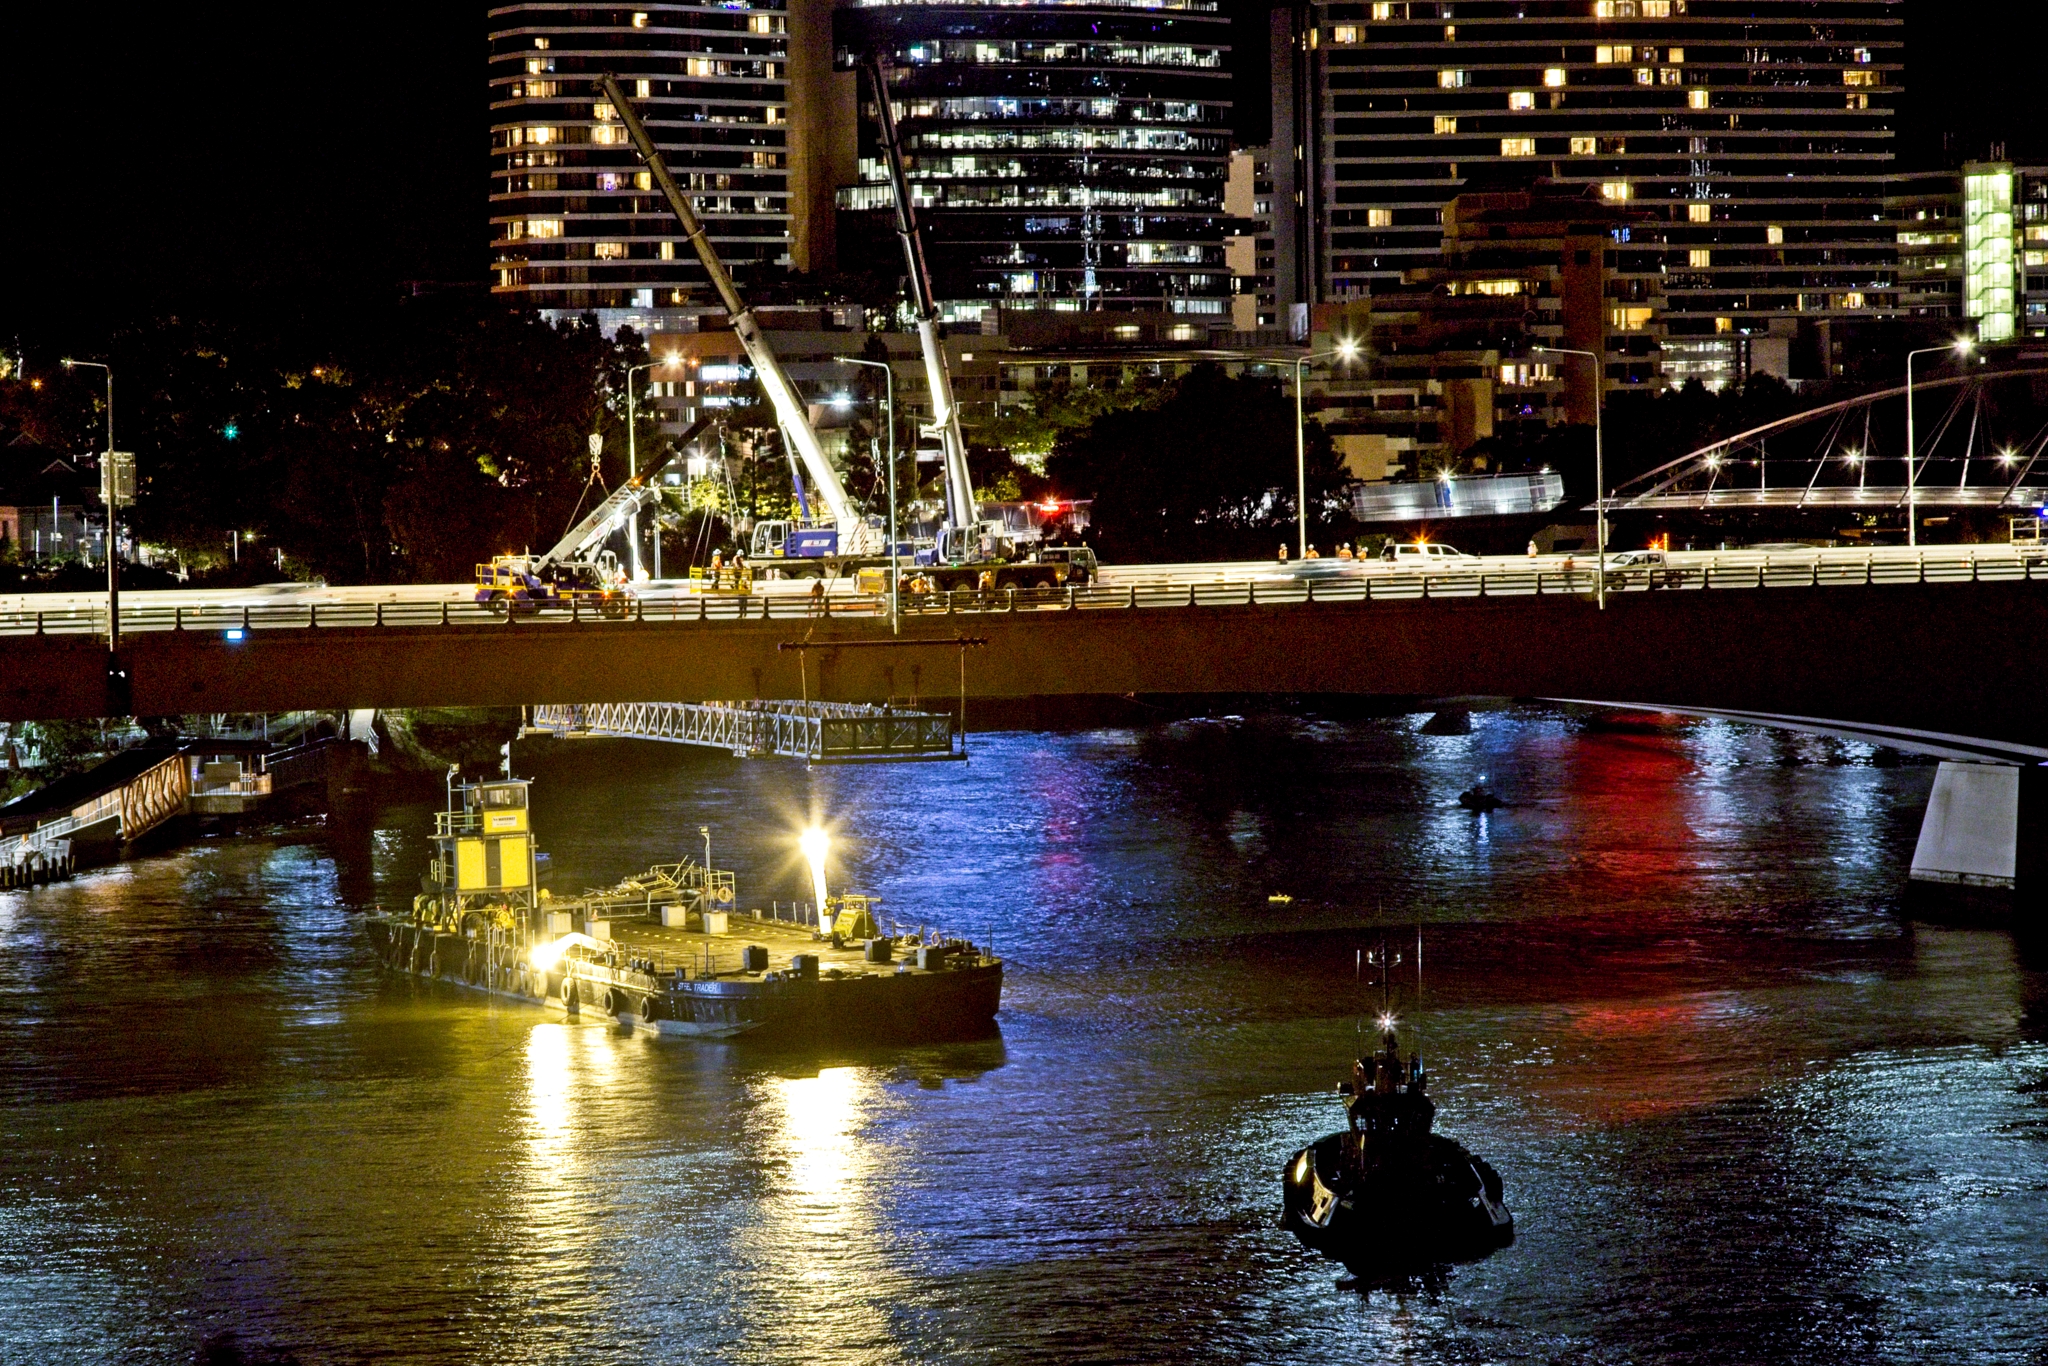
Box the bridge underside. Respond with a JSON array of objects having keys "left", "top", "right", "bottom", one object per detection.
[{"left": 4, "top": 583, "right": 2045, "bottom": 750}]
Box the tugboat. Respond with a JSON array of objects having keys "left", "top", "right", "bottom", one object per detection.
[
  {"left": 363, "top": 766, "right": 1002, "bottom": 1044},
  {"left": 1281, "top": 938, "right": 1513, "bottom": 1267}
]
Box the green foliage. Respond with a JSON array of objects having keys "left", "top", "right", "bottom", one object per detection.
[
  {"left": 979, "top": 371, "right": 1172, "bottom": 458},
  {"left": 1045, "top": 365, "right": 1351, "bottom": 562}
]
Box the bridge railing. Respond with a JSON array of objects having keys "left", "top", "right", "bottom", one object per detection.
[{"left": 4, "top": 549, "right": 2047, "bottom": 638}]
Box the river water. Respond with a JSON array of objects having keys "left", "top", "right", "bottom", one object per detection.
[{"left": 3, "top": 706, "right": 2046, "bottom": 1365}]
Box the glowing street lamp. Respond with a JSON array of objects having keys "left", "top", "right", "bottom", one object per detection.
[
  {"left": 1904, "top": 337, "right": 1973, "bottom": 548},
  {"left": 625, "top": 352, "right": 684, "bottom": 580},
  {"left": 1293, "top": 339, "right": 1361, "bottom": 558}
]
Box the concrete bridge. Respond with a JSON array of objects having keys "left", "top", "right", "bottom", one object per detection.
[{"left": 4, "top": 555, "right": 2046, "bottom": 752}]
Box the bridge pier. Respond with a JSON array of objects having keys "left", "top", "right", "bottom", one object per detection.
[{"left": 1910, "top": 762, "right": 2048, "bottom": 919}]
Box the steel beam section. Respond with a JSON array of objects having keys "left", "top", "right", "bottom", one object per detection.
[{"left": 528, "top": 699, "right": 956, "bottom": 761}]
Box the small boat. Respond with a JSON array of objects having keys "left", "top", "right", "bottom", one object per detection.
[
  {"left": 1457, "top": 775, "right": 1502, "bottom": 811},
  {"left": 1281, "top": 937, "right": 1513, "bottom": 1269}
]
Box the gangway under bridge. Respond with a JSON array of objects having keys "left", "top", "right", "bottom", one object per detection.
[
  {"left": 1608, "top": 366, "right": 2048, "bottom": 517},
  {"left": 523, "top": 699, "right": 963, "bottom": 764}
]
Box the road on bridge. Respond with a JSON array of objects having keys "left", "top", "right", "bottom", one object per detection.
[{"left": 3, "top": 546, "right": 2045, "bottom": 749}]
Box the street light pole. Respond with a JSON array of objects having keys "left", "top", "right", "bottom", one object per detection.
[
  {"left": 1533, "top": 345, "right": 1605, "bottom": 610},
  {"left": 625, "top": 359, "right": 659, "bottom": 581},
  {"left": 1904, "top": 338, "right": 1974, "bottom": 549},
  {"left": 62, "top": 359, "right": 118, "bottom": 648},
  {"left": 1292, "top": 342, "right": 1360, "bottom": 559},
  {"left": 837, "top": 356, "right": 898, "bottom": 633}
]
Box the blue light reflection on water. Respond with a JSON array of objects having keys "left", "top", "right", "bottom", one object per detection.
[{"left": 0, "top": 706, "right": 2045, "bottom": 1363}]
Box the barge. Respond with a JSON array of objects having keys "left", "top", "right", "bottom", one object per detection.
[{"left": 363, "top": 772, "right": 1001, "bottom": 1042}]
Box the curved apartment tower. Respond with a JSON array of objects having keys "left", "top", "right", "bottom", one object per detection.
[
  {"left": 488, "top": 1, "right": 820, "bottom": 331},
  {"left": 834, "top": 0, "right": 1236, "bottom": 321}
]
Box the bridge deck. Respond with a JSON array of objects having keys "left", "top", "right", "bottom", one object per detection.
[{"left": 526, "top": 700, "right": 960, "bottom": 762}]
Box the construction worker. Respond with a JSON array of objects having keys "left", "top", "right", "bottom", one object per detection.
[{"left": 1278, "top": 543, "right": 1289, "bottom": 562}]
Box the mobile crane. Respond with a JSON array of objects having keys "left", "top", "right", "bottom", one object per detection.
[
  {"left": 474, "top": 420, "right": 710, "bottom": 614},
  {"left": 597, "top": 75, "right": 882, "bottom": 570}
]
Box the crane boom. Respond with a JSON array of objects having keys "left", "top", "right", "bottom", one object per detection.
[
  {"left": 596, "top": 75, "right": 875, "bottom": 554},
  {"left": 864, "top": 57, "right": 979, "bottom": 542},
  {"left": 538, "top": 417, "right": 710, "bottom": 570}
]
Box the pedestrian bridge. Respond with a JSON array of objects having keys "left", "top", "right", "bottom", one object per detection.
[{"left": 4, "top": 549, "right": 2047, "bottom": 755}]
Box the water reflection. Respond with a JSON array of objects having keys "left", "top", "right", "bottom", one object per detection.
[{"left": 4, "top": 706, "right": 2047, "bottom": 1363}]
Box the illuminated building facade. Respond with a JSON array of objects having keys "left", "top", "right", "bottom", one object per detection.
[
  {"left": 1891, "top": 162, "right": 2048, "bottom": 343},
  {"left": 489, "top": 0, "right": 849, "bottom": 334},
  {"left": 832, "top": 0, "right": 1235, "bottom": 323},
  {"left": 1277, "top": 0, "right": 1904, "bottom": 386}
]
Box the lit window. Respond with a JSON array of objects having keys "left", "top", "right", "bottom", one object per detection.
[
  {"left": 659, "top": 241, "right": 676, "bottom": 260},
  {"left": 1715, "top": 317, "right": 1734, "bottom": 333},
  {"left": 1439, "top": 69, "right": 1468, "bottom": 87},
  {"left": 527, "top": 219, "right": 564, "bottom": 238},
  {"left": 767, "top": 106, "right": 785, "bottom": 124},
  {"left": 1570, "top": 136, "right": 1596, "bottom": 154},
  {"left": 594, "top": 102, "right": 615, "bottom": 121},
  {"left": 750, "top": 14, "right": 775, "bottom": 33},
  {"left": 636, "top": 79, "right": 652, "bottom": 98},
  {"left": 1169, "top": 324, "right": 1201, "bottom": 341},
  {"left": 1689, "top": 248, "right": 1712, "bottom": 268},
  {"left": 1434, "top": 115, "right": 1458, "bottom": 134},
  {"left": 528, "top": 125, "right": 556, "bottom": 145},
  {"left": 687, "top": 57, "right": 717, "bottom": 76},
  {"left": 1332, "top": 25, "right": 1361, "bottom": 43},
  {"left": 1641, "top": 0, "right": 1674, "bottom": 12},
  {"left": 1544, "top": 68, "right": 1568, "bottom": 88},
  {"left": 1853, "top": 47, "right": 1872, "bottom": 63},
  {"left": 1368, "top": 207, "right": 1394, "bottom": 226},
  {"left": 636, "top": 171, "right": 652, "bottom": 190},
  {"left": 1688, "top": 202, "right": 1711, "bottom": 222},
  {"left": 1596, "top": 46, "right": 1631, "bottom": 64},
  {"left": 1847, "top": 93, "right": 1869, "bottom": 110},
  {"left": 1471, "top": 279, "right": 1523, "bottom": 296},
  {"left": 1611, "top": 306, "right": 1652, "bottom": 330},
  {"left": 596, "top": 171, "right": 625, "bottom": 191},
  {"left": 521, "top": 80, "right": 558, "bottom": 98},
  {"left": 1843, "top": 70, "right": 1877, "bottom": 87},
  {"left": 1667, "top": 48, "right": 1684, "bottom": 63},
  {"left": 1509, "top": 91, "right": 1536, "bottom": 110},
  {"left": 1766, "top": 225, "right": 1784, "bottom": 245},
  {"left": 525, "top": 57, "right": 553, "bottom": 75},
  {"left": 631, "top": 11, "right": 649, "bottom": 27},
  {"left": 1372, "top": 1, "right": 1395, "bottom": 16},
  {"left": 1838, "top": 292, "right": 1866, "bottom": 310},
  {"left": 1600, "top": 181, "right": 1632, "bottom": 201},
  {"left": 1634, "top": 68, "right": 1654, "bottom": 85},
  {"left": 592, "top": 125, "right": 627, "bottom": 145},
  {"left": 593, "top": 241, "right": 627, "bottom": 260},
  {"left": 534, "top": 37, "right": 548, "bottom": 49},
  {"left": 1501, "top": 137, "right": 1536, "bottom": 157},
  {"left": 1659, "top": 67, "right": 1683, "bottom": 85},
  {"left": 1688, "top": 89, "right": 1711, "bottom": 109}
]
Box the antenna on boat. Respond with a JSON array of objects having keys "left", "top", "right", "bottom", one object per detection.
[{"left": 1416, "top": 921, "right": 1424, "bottom": 1080}]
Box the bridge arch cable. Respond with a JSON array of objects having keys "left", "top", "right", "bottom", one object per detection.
[{"left": 1608, "top": 366, "right": 2048, "bottom": 513}]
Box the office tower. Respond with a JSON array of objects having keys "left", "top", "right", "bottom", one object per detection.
[
  {"left": 488, "top": 0, "right": 847, "bottom": 334},
  {"left": 1278, "top": 0, "right": 1903, "bottom": 386},
  {"left": 833, "top": 0, "right": 1236, "bottom": 323}
]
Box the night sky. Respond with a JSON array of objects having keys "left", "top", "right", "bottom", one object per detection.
[{"left": 0, "top": 2, "right": 2028, "bottom": 341}]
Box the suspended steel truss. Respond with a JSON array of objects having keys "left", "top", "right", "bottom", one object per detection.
[{"left": 525, "top": 699, "right": 960, "bottom": 763}]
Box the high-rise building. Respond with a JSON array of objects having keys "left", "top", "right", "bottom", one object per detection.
[
  {"left": 1275, "top": 0, "right": 1904, "bottom": 386},
  {"left": 1890, "top": 161, "right": 2048, "bottom": 343},
  {"left": 488, "top": 0, "right": 850, "bottom": 335},
  {"left": 832, "top": 0, "right": 1236, "bottom": 324}
]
